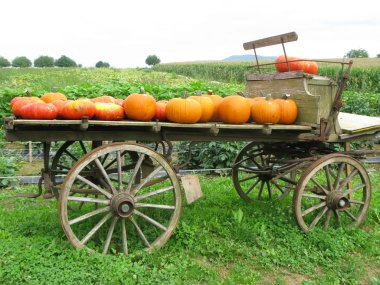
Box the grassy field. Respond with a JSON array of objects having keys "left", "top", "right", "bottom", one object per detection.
[{"left": 0, "top": 174, "right": 379, "bottom": 285}]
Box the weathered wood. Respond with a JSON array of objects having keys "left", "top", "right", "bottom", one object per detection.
[
  {"left": 181, "top": 175, "right": 203, "bottom": 204},
  {"left": 243, "top": 32, "right": 298, "bottom": 50},
  {"left": 338, "top": 112, "right": 380, "bottom": 134}
]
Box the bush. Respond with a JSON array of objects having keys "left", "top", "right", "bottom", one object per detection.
[
  {"left": 54, "top": 55, "right": 77, "bottom": 67},
  {"left": 34, "top": 56, "right": 54, "bottom": 67},
  {"left": 145, "top": 55, "right": 161, "bottom": 66},
  {"left": 12, "top": 56, "right": 32, "bottom": 68},
  {"left": 0, "top": 56, "right": 11, "bottom": 68},
  {"left": 0, "top": 155, "right": 20, "bottom": 188},
  {"left": 95, "top": 61, "right": 110, "bottom": 68}
]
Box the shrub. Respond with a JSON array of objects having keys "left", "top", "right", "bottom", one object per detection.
[
  {"left": 145, "top": 55, "right": 161, "bottom": 66},
  {"left": 54, "top": 55, "right": 77, "bottom": 67},
  {"left": 95, "top": 61, "right": 110, "bottom": 68},
  {"left": 34, "top": 56, "right": 54, "bottom": 67},
  {"left": 12, "top": 56, "right": 32, "bottom": 68},
  {"left": 0, "top": 56, "right": 11, "bottom": 68}
]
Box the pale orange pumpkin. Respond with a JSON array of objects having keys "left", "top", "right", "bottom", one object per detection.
[
  {"left": 155, "top": 100, "right": 168, "bottom": 121},
  {"left": 91, "top": 95, "right": 116, "bottom": 104},
  {"left": 94, "top": 102, "right": 125, "bottom": 121},
  {"left": 274, "top": 95, "right": 298, "bottom": 124},
  {"left": 12, "top": 97, "right": 45, "bottom": 117},
  {"left": 189, "top": 95, "right": 214, "bottom": 122},
  {"left": 61, "top": 99, "right": 96, "bottom": 120},
  {"left": 124, "top": 89, "right": 156, "bottom": 121},
  {"left": 218, "top": 95, "right": 250, "bottom": 124},
  {"left": 251, "top": 96, "right": 281, "bottom": 124},
  {"left": 204, "top": 90, "right": 223, "bottom": 121},
  {"left": 166, "top": 97, "right": 202, "bottom": 124},
  {"left": 41, "top": 88, "right": 67, "bottom": 103}
]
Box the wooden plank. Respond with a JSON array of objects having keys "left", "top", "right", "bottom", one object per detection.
[
  {"left": 247, "top": 71, "right": 306, "bottom": 81},
  {"left": 181, "top": 175, "right": 203, "bottom": 205},
  {"left": 338, "top": 112, "right": 380, "bottom": 134},
  {"left": 243, "top": 32, "right": 298, "bottom": 50}
]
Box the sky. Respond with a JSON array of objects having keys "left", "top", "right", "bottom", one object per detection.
[{"left": 1, "top": 0, "right": 379, "bottom": 68}]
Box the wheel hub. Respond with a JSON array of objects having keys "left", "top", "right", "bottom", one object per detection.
[
  {"left": 326, "top": 191, "right": 350, "bottom": 210},
  {"left": 111, "top": 193, "right": 135, "bottom": 217}
]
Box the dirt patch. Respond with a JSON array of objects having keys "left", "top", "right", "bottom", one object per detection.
[
  {"left": 17, "top": 160, "right": 44, "bottom": 176},
  {"left": 258, "top": 268, "right": 309, "bottom": 285}
]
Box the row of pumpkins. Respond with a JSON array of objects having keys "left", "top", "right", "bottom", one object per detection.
[
  {"left": 275, "top": 55, "right": 318, "bottom": 75},
  {"left": 10, "top": 89, "right": 298, "bottom": 125}
]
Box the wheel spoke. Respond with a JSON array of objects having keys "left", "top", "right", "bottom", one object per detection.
[
  {"left": 324, "top": 165, "right": 334, "bottom": 191},
  {"left": 81, "top": 212, "right": 113, "bottom": 245},
  {"left": 102, "top": 216, "right": 119, "bottom": 254},
  {"left": 257, "top": 181, "right": 265, "bottom": 200},
  {"left": 238, "top": 174, "right": 259, "bottom": 183},
  {"left": 239, "top": 165, "right": 257, "bottom": 173},
  {"left": 245, "top": 179, "right": 260, "bottom": 195},
  {"left": 324, "top": 209, "right": 332, "bottom": 230},
  {"left": 337, "top": 169, "right": 359, "bottom": 191},
  {"left": 349, "top": 200, "right": 365, "bottom": 205},
  {"left": 343, "top": 209, "right": 358, "bottom": 221},
  {"left": 333, "top": 210, "right": 341, "bottom": 226},
  {"left": 302, "top": 201, "right": 326, "bottom": 216},
  {"left": 310, "top": 177, "right": 329, "bottom": 195},
  {"left": 279, "top": 176, "right": 297, "bottom": 186},
  {"left": 302, "top": 193, "right": 326, "bottom": 200},
  {"left": 116, "top": 151, "right": 123, "bottom": 192},
  {"left": 121, "top": 218, "right": 128, "bottom": 255},
  {"left": 342, "top": 183, "right": 366, "bottom": 197},
  {"left": 132, "top": 166, "right": 164, "bottom": 196},
  {"left": 125, "top": 154, "right": 145, "bottom": 193},
  {"left": 135, "top": 203, "right": 175, "bottom": 210},
  {"left": 271, "top": 179, "right": 285, "bottom": 194},
  {"left": 57, "top": 163, "right": 71, "bottom": 170},
  {"left": 135, "top": 186, "right": 174, "bottom": 202},
  {"left": 309, "top": 206, "right": 328, "bottom": 230},
  {"left": 69, "top": 206, "right": 111, "bottom": 225},
  {"left": 133, "top": 209, "right": 168, "bottom": 231},
  {"left": 333, "top": 163, "right": 345, "bottom": 191},
  {"left": 94, "top": 158, "right": 117, "bottom": 195},
  {"left": 77, "top": 175, "right": 113, "bottom": 199},
  {"left": 266, "top": 181, "right": 272, "bottom": 199},
  {"left": 68, "top": 196, "right": 110, "bottom": 204},
  {"left": 129, "top": 216, "right": 151, "bottom": 249},
  {"left": 79, "top": 141, "right": 87, "bottom": 154}
]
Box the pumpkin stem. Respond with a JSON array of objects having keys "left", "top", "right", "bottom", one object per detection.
[
  {"left": 207, "top": 90, "right": 213, "bottom": 95},
  {"left": 139, "top": 87, "right": 145, "bottom": 94},
  {"left": 283, "top": 94, "right": 290, "bottom": 100},
  {"left": 51, "top": 87, "right": 57, "bottom": 92},
  {"left": 237, "top": 91, "right": 245, "bottom": 97},
  {"left": 25, "top": 90, "right": 31, "bottom": 97},
  {"left": 195, "top": 90, "right": 202, "bottom": 96},
  {"left": 182, "top": 91, "right": 188, "bottom": 98},
  {"left": 265, "top": 94, "right": 272, "bottom": 101}
]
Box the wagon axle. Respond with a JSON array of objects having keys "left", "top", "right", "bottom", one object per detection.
[
  {"left": 326, "top": 192, "right": 350, "bottom": 211},
  {"left": 111, "top": 193, "right": 135, "bottom": 217}
]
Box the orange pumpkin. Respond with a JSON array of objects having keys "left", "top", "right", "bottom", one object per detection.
[
  {"left": 51, "top": 99, "right": 71, "bottom": 118},
  {"left": 94, "top": 102, "right": 125, "bottom": 121},
  {"left": 218, "top": 95, "right": 250, "bottom": 124},
  {"left": 274, "top": 95, "right": 298, "bottom": 124},
  {"left": 275, "top": 55, "right": 299, "bottom": 72},
  {"left": 41, "top": 89, "right": 67, "bottom": 103},
  {"left": 189, "top": 95, "right": 214, "bottom": 122},
  {"left": 166, "top": 97, "right": 202, "bottom": 124},
  {"left": 115, "top": 98, "right": 124, "bottom": 107},
  {"left": 91, "top": 95, "right": 115, "bottom": 104},
  {"left": 61, "top": 99, "right": 96, "bottom": 120},
  {"left": 155, "top": 100, "right": 168, "bottom": 121},
  {"left": 251, "top": 96, "right": 280, "bottom": 124},
  {"left": 124, "top": 89, "right": 156, "bottom": 121},
  {"left": 204, "top": 90, "right": 223, "bottom": 121},
  {"left": 303, "top": 61, "right": 318, "bottom": 74},
  {"left": 12, "top": 97, "right": 45, "bottom": 117},
  {"left": 19, "top": 102, "right": 58, "bottom": 120}
]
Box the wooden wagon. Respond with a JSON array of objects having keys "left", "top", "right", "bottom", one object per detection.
[{"left": 4, "top": 32, "right": 380, "bottom": 255}]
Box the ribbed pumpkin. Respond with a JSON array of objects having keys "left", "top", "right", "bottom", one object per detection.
[
  {"left": 155, "top": 100, "right": 168, "bottom": 121},
  {"left": 275, "top": 55, "right": 298, "bottom": 72},
  {"left": 19, "top": 102, "right": 58, "bottom": 120},
  {"left": 12, "top": 97, "right": 45, "bottom": 117},
  {"left": 61, "top": 99, "right": 96, "bottom": 120},
  {"left": 274, "top": 95, "right": 298, "bottom": 124},
  {"left": 124, "top": 88, "right": 156, "bottom": 121},
  {"left": 251, "top": 96, "right": 280, "bottom": 124},
  {"left": 51, "top": 99, "right": 71, "bottom": 118},
  {"left": 166, "top": 97, "right": 202, "bottom": 124},
  {"left": 189, "top": 95, "right": 214, "bottom": 122},
  {"left": 94, "top": 102, "right": 125, "bottom": 121},
  {"left": 91, "top": 95, "right": 115, "bottom": 104},
  {"left": 41, "top": 88, "right": 67, "bottom": 103},
  {"left": 204, "top": 90, "right": 223, "bottom": 121},
  {"left": 218, "top": 95, "right": 250, "bottom": 124}
]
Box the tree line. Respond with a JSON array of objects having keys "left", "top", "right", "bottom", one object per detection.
[{"left": 0, "top": 55, "right": 111, "bottom": 68}]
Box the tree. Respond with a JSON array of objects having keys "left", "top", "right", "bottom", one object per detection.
[
  {"left": 12, "top": 56, "right": 32, "bottom": 67},
  {"left": 34, "top": 55, "right": 54, "bottom": 67},
  {"left": 54, "top": 55, "right": 77, "bottom": 67},
  {"left": 95, "top": 61, "right": 110, "bottom": 68},
  {"left": 0, "top": 56, "right": 11, "bottom": 67},
  {"left": 145, "top": 55, "right": 161, "bottom": 66},
  {"left": 377, "top": 54, "right": 380, "bottom": 58},
  {"left": 345, "top": 49, "right": 369, "bottom": 58}
]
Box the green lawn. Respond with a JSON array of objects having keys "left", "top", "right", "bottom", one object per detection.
[{"left": 0, "top": 174, "right": 379, "bottom": 285}]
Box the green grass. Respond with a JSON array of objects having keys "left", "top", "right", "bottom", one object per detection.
[{"left": 1, "top": 173, "right": 379, "bottom": 284}]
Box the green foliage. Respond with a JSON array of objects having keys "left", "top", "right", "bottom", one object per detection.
[
  {"left": 0, "top": 56, "right": 11, "bottom": 68},
  {"left": 345, "top": 48, "right": 369, "bottom": 58},
  {"left": 145, "top": 55, "right": 161, "bottom": 66},
  {"left": 0, "top": 156, "right": 20, "bottom": 187},
  {"left": 95, "top": 61, "right": 110, "bottom": 68},
  {"left": 341, "top": 91, "right": 380, "bottom": 116},
  {"left": 11, "top": 56, "right": 32, "bottom": 68},
  {"left": 177, "top": 141, "right": 244, "bottom": 171},
  {"left": 54, "top": 55, "right": 77, "bottom": 67},
  {"left": 34, "top": 56, "right": 54, "bottom": 67}
]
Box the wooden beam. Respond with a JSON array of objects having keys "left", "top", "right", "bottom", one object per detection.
[{"left": 243, "top": 32, "right": 298, "bottom": 50}]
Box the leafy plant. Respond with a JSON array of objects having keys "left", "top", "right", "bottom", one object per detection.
[
  {"left": 12, "top": 56, "right": 32, "bottom": 68},
  {"left": 34, "top": 56, "right": 54, "bottom": 67}
]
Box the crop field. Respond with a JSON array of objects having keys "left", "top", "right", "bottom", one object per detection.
[{"left": 0, "top": 66, "right": 379, "bottom": 284}]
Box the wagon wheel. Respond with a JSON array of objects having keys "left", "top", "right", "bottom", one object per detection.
[
  {"left": 59, "top": 142, "right": 182, "bottom": 255},
  {"left": 293, "top": 154, "right": 371, "bottom": 233},
  {"left": 232, "top": 142, "right": 299, "bottom": 202}
]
